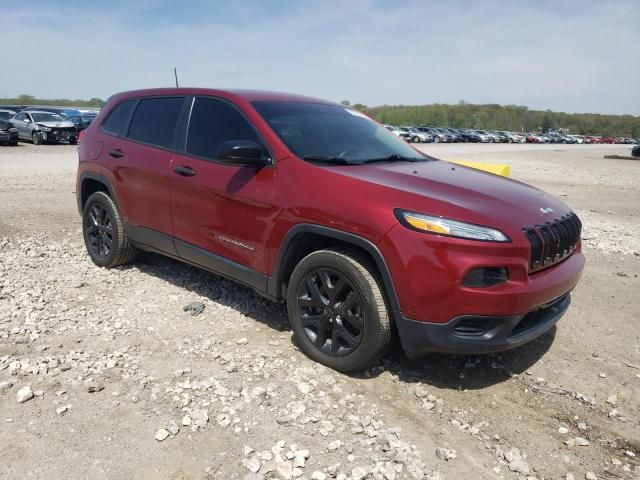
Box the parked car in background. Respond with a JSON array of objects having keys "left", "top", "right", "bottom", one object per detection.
[
  {"left": 66, "top": 113, "right": 98, "bottom": 133},
  {"left": 456, "top": 129, "right": 483, "bottom": 142},
  {"left": 0, "top": 119, "right": 19, "bottom": 146},
  {"left": 0, "top": 105, "right": 26, "bottom": 113},
  {"left": 439, "top": 128, "right": 464, "bottom": 142},
  {"left": 9, "top": 111, "right": 77, "bottom": 145},
  {"left": 419, "top": 127, "right": 454, "bottom": 143},
  {"left": 0, "top": 109, "right": 16, "bottom": 121},
  {"left": 404, "top": 127, "right": 433, "bottom": 143},
  {"left": 632, "top": 145, "right": 640, "bottom": 157},
  {"left": 384, "top": 125, "right": 411, "bottom": 140}
]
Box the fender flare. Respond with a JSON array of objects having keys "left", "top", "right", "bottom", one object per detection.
[
  {"left": 267, "top": 223, "right": 402, "bottom": 315},
  {"left": 77, "top": 172, "right": 120, "bottom": 216}
]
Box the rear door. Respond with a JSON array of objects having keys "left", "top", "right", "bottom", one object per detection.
[
  {"left": 101, "top": 96, "right": 186, "bottom": 248},
  {"left": 170, "top": 96, "right": 278, "bottom": 276}
]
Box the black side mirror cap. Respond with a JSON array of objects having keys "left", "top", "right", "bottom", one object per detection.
[{"left": 217, "top": 140, "right": 270, "bottom": 167}]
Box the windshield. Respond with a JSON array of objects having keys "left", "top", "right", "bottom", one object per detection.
[
  {"left": 251, "top": 101, "right": 427, "bottom": 164},
  {"left": 0, "top": 112, "right": 12, "bottom": 121},
  {"left": 31, "top": 113, "right": 65, "bottom": 123}
]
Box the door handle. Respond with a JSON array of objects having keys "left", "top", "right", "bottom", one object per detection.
[
  {"left": 174, "top": 165, "right": 196, "bottom": 176},
  {"left": 108, "top": 149, "right": 125, "bottom": 158}
]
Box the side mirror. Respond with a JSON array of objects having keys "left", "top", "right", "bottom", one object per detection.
[
  {"left": 217, "top": 140, "right": 270, "bottom": 167},
  {"left": 24, "top": 118, "right": 31, "bottom": 123}
]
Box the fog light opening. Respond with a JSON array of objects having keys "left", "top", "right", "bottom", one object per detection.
[{"left": 462, "top": 267, "right": 509, "bottom": 288}]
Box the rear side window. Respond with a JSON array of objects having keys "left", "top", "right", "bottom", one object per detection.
[
  {"left": 127, "top": 97, "right": 185, "bottom": 149},
  {"left": 101, "top": 100, "right": 136, "bottom": 136},
  {"left": 186, "top": 97, "right": 262, "bottom": 160}
]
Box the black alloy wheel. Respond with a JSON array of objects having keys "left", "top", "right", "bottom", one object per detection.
[
  {"left": 85, "top": 203, "right": 113, "bottom": 258},
  {"left": 297, "top": 267, "right": 364, "bottom": 357},
  {"left": 82, "top": 191, "right": 135, "bottom": 268}
]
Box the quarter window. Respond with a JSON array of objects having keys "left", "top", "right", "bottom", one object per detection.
[
  {"left": 127, "top": 97, "right": 185, "bottom": 148},
  {"left": 101, "top": 100, "right": 136, "bottom": 136},
  {"left": 186, "top": 98, "right": 263, "bottom": 161}
]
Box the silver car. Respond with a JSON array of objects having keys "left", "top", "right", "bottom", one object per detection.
[{"left": 9, "top": 110, "right": 77, "bottom": 145}]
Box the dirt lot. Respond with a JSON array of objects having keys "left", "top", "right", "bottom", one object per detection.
[{"left": 1, "top": 143, "right": 639, "bottom": 480}]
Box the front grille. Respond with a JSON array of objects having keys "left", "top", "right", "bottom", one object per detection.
[{"left": 523, "top": 212, "right": 581, "bottom": 272}]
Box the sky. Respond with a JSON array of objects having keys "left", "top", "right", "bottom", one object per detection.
[{"left": 2, "top": 0, "right": 639, "bottom": 115}]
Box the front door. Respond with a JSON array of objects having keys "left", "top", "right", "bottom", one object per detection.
[{"left": 170, "top": 97, "right": 279, "bottom": 277}]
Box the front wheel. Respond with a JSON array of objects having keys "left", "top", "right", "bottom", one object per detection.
[
  {"left": 433, "top": 136, "right": 440, "bottom": 143},
  {"left": 412, "top": 136, "right": 420, "bottom": 143},
  {"left": 32, "top": 131, "right": 44, "bottom": 145},
  {"left": 287, "top": 249, "right": 391, "bottom": 372}
]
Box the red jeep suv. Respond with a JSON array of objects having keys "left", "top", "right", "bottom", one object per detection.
[{"left": 76, "top": 88, "right": 585, "bottom": 372}]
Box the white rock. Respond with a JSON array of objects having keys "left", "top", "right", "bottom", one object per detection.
[
  {"left": 182, "top": 415, "right": 192, "bottom": 426},
  {"left": 236, "top": 338, "right": 249, "bottom": 345},
  {"left": 243, "top": 445, "right": 254, "bottom": 456},
  {"left": 435, "top": 447, "right": 456, "bottom": 461},
  {"left": 607, "top": 395, "right": 617, "bottom": 405},
  {"left": 16, "top": 386, "right": 34, "bottom": 403},
  {"left": 311, "top": 472, "right": 326, "bottom": 480},
  {"left": 508, "top": 458, "right": 530, "bottom": 474},
  {"left": 327, "top": 440, "right": 342, "bottom": 451},
  {"left": 155, "top": 429, "right": 169, "bottom": 441},
  {"left": 246, "top": 457, "right": 261, "bottom": 473},
  {"left": 575, "top": 437, "right": 589, "bottom": 446},
  {"left": 56, "top": 405, "right": 68, "bottom": 415},
  {"left": 558, "top": 426, "right": 569, "bottom": 434},
  {"left": 585, "top": 472, "right": 597, "bottom": 480},
  {"left": 277, "top": 461, "right": 293, "bottom": 479},
  {"left": 352, "top": 466, "right": 368, "bottom": 480},
  {"left": 0, "top": 381, "right": 13, "bottom": 392}
]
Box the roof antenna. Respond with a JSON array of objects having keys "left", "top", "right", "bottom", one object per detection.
[{"left": 174, "top": 67, "right": 179, "bottom": 88}]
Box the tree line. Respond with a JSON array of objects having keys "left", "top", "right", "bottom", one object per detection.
[
  {"left": 343, "top": 101, "right": 640, "bottom": 137},
  {"left": 0, "top": 94, "right": 105, "bottom": 108}
]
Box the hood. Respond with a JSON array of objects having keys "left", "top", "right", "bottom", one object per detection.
[
  {"left": 328, "top": 159, "right": 572, "bottom": 236},
  {"left": 37, "top": 121, "right": 75, "bottom": 128}
]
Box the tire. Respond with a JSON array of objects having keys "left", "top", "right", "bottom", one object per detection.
[
  {"left": 433, "top": 136, "right": 440, "bottom": 143},
  {"left": 412, "top": 136, "right": 420, "bottom": 143},
  {"left": 32, "top": 131, "right": 44, "bottom": 145},
  {"left": 287, "top": 248, "right": 391, "bottom": 372},
  {"left": 82, "top": 191, "right": 135, "bottom": 268},
  {"left": 69, "top": 136, "right": 77, "bottom": 145}
]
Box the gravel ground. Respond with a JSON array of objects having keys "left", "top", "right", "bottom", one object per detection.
[{"left": 0, "top": 142, "right": 638, "bottom": 480}]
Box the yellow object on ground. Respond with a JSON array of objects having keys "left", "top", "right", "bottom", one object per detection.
[{"left": 448, "top": 160, "right": 510, "bottom": 177}]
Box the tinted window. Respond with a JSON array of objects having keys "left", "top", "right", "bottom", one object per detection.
[
  {"left": 127, "top": 97, "right": 184, "bottom": 148},
  {"left": 186, "top": 98, "right": 263, "bottom": 160},
  {"left": 102, "top": 100, "right": 136, "bottom": 136},
  {"left": 15, "top": 113, "right": 26, "bottom": 121}
]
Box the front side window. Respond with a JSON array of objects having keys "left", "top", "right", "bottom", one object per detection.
[
  {"left": 251, "top": 101, "right": 427, "bottom": 164},
  {"left": 127, "top": 97, "right": 185, "bottom": 148},
  {"left": 102, "top": 100, "right": 137, "bottom": 136},
  {"left": 186, "top": 97, "right": 263, "bottom": 161}
]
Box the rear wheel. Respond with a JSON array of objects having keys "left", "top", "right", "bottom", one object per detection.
[
  {"left": 82, "top": 191, "right": 135, "bottom": 268},
  {"left": 287, "top": 249, "right": 391, "bottom": 372}
]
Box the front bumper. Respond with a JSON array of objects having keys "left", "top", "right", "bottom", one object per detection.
[
  {"left": 41, "top": 129, "right": 76, "bottom": 143},
  {"left": 395, "top": 293, "right": 570, "bottom": 357}
]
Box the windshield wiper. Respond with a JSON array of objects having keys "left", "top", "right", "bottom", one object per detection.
[
  {"left": 302, "top": 155, "right": 354, "bottom": 165},
  {"left": 362, "top": 154, "right": 425, "bottom": 164}
]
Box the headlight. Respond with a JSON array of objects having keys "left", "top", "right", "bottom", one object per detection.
[
  {"left": 394, "top": 210, "right": 510, "bottom": 242},
  {"left": 39, "top": 126, "right": 52, "bottom": 132}
]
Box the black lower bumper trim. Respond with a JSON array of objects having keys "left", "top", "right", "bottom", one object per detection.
[{"left": 395, "top": 294, "right": 571, "bottom": 358}]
